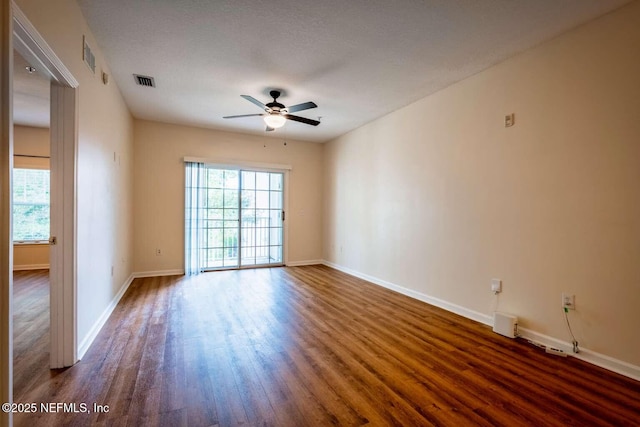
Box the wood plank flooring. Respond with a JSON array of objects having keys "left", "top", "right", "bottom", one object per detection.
[
  {"left": 13, "top": 270, "right": 50, "bottom": 403},
  {"left": 13, "top": 265, "right": 640, "bottom": 426}
]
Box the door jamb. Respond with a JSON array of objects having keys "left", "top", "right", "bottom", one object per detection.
[{"left": 0, "top": 2, "right": 14, "bottom": 426}]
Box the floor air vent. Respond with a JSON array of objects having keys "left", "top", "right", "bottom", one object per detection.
[{"left": 134, "top": 74, "right": 156, "bottom": 87}]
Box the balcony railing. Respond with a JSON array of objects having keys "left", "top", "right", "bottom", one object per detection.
[{"left": 203, "top": 217, "right": 281, "bottom": 268}]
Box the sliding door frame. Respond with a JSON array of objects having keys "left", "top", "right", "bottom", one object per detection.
[
  {"left": 184, "top": 157, "right": 291, "bottom": 271},
  {"left": 238, "top": 168, "right": 285, "bottom": 269},
  {"left": 204, "top": 167, "right": 286, "bottom": 270}
]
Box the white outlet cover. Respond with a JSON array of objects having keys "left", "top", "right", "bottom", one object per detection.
[
  {"left": 491, "top": 279, "right": 502, "bottom": 293},
  {"left": 562, "top": 293, "right": 575, "bottom": 309}
]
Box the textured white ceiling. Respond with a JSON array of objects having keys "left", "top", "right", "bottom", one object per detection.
[
  {"left": 76, "top": 0, "right": 631, "bottom": 143},
  {"left": 13, "top": 50, "right": 50, "bottom": 128}
]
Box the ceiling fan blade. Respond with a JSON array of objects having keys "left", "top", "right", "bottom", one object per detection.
[
  {"left": 223, "top": 113, "right": 265, "bottom": 119},
  {"left": 241, "top": 95, "right": 271, "bottom": 112},
  {"left": 266, "top": 126, "right": 275, "bottom": 132},
  {"left": 285, "top": 101, "right": 317, "bottom": 113},
  {"left": 284, "top": 114, "right": 320, "bottom": 126}
]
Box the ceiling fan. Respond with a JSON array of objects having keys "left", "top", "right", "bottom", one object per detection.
[{"left": 223, "top": 90, "right": 320, "bottom": 131}]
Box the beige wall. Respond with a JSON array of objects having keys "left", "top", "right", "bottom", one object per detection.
[
  {"left": 13, "top": 125, "right": 48, "bottom": 157},
  {"left": 13, "top": 125, "right": 50, "bottom": 269},
  {"left": 324, "top": 2, "right": 640, "bottom": 367},
  {"left": 13, "top": 244, "right": 48, "bottom": 270},
  {"left": 133, "top": 120, "right": 323, "bottom": 273},
  {"left": 15, "top": 0, "right": 134, "bottom": 344}
]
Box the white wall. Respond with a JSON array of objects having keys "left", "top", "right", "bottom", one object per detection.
[
  {"left": 324, "top": 2, "right": 640, "bottom": 368},
  {"left": 133, "top": 120, "right": 323, "bottom": 273},
  {"left": 15, "top": 0, "right": 134, "bottom": 345}
]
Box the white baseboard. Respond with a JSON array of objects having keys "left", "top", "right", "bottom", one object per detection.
[
  {"left": 518, "top": 328, "right": 640, "bottom": 381},
  {"left": 322, "top": 260, "right": 640, "bottom": 382},
  {"left": 132, "top": 269, "right": 185, "bottom": 278},
  {"left": 13, "top": 263, "right": 50, "bottom": 271},
  {"left": 77, "top": 273, "right": 135, "bottom": 359},
  {"left": 323, "top": 260, "right": 492, "bottom": 326},
  {"left": 286, "top": 259, "right": 324, "bottom": 267}
]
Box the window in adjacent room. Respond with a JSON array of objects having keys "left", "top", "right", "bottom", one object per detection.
[{"left": 13, "top": 168, "right": 50, "bottom": 242}]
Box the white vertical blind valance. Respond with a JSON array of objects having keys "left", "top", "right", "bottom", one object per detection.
[{"left": 182, "top": 157, "right": 292, "bottom": 172}]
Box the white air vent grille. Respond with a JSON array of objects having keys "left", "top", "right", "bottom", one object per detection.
[
  {"left": 134, "top": 74, "right": 156, "bottom": 88},
  {"left": 83, "top": 36, "right": 95, "bottom": 74}
]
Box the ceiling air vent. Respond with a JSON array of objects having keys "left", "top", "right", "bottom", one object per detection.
[{"left": 133, "top": 74, "right": 156, "bottom": 88}]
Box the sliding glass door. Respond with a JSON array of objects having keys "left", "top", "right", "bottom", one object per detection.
[
  {"left": 240, "top": 171, "right": 283, "bottom": 266},
  {"left": 202, "top": 167, "right": 284, "bottom": 270},
  {"left": 204, "top": 168, "right": 240, "bottom": 268}
]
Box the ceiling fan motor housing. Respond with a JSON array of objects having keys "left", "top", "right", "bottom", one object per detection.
[
  {"left": 267, "top": 90, "right": 285, "bottom": 111},
  {"left": 267, "top": 103, "right": 285, "bottom": 111}
]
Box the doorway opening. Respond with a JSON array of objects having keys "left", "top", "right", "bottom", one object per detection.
[
  {"left": 2, "top": 3, "right": 78, "bottom": 417},
  {"left": 11, "top": 48, "right": 52, "bottom": 402},
  {"left": 12, "top": 3, "right": 79, "bottom": 369}
]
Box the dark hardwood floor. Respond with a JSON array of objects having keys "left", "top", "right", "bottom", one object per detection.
[
  {"left": 13, "top": 269, "right": 50, "bottom": 403},
  {"left": 13, "top": 265, "right": 640, "bottom": 426}
]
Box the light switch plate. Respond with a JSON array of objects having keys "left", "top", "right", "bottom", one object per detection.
[{"left": 505, "top": 113, "right": 515, "bottom": 127}]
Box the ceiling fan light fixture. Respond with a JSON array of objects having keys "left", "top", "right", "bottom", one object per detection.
[{"left": 264, "top": 114, "right": 286, "bottom": 129}]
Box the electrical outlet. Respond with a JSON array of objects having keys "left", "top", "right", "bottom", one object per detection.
[
  {"left": 156, "top": 248, "right": 162, "bottom": 256},
  {"left": 562, "top": 293, "right": 575, "bottom": 310},
  {"left": 491, "top": 279, "right": 502, "bottom": 294}
]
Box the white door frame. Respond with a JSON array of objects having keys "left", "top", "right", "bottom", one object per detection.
[
  {"left": 1, "top": 4, "right": 78, "bottom": 422},
  {"left": 1, "top": 2, "right": 15, "bottom": 426},
  {"left": 12, "top": 0, "right": 79, "bottom": 370},
  {"left": 48, "top": 85, "right": 78, "bottom": 368}
]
